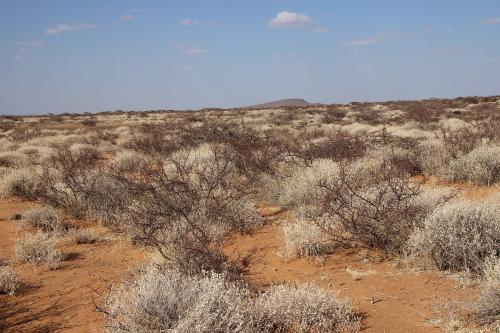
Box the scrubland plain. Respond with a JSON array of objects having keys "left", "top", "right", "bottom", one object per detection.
[{"left": 0, "top": 96, "right": 499, "bottom": 332}]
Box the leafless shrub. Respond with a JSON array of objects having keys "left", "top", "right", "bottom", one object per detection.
[
  {"left": 21, "top": 206, "right": 67, "bottom": 233},
  {"left": 407, "top": 200, "right": 500, "bottom": 273},
  {"left": 312, "top": 160, "right": 424, "bottom": 253},
  {"left": 14, "top": 232, "right": 64, "bottom": 269},
  {"left": 111, "top": 144, "right": 263, "bottom": 275},
  {"left": 0, "top": 266, "right": 21, "bottom": 296},
  {"left": 37, "top": 144, "right": 103, "bottom": 217}
]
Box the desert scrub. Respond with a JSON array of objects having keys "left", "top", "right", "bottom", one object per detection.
[
  {"left": 0, "top": 151, "right": 28, "bottom": 168},
  {"left": 68, "top": 228, "right": 100, "bottom": 244},
  {"left": 407, "top": 200, "right": 500, "bottom": 273},
  {"left": 446, "top": 144, "right": 500, "bottom": 185},
  {"left": 282, "top": 211, "right": 330, "bottom": 258},
  {"left": 21, "top": 206, "right": 67, "bottom": 233},
  {"left": 14, "top": 232, "right": 64, "bottom": 269},
  {"left": 103, "top": 265, "right": 360, "bottom": 333},
  {"left": 256, "top": 283, "right": 361, "bottom": 332},
  {"left": 472, "top": 257, "right": 500, "bottom": 326},
  {"left": 0, "top": 265, "right": 21, "bottom": 295},
  {"left": 0, "top": 167, "right": 42, "bottom": 199}
]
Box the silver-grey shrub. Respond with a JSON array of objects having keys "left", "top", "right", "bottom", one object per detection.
[
  {"left": 21, "top": 206, "right": 67, "bottom": 233},
  {"left": 446, "top": 144, "right": 500, "bottom": 185},
  {"left": 103, "top": 265, "right": 360, "bottom": 333},
  {"left": 407, "top": 200, "right": 500, "bottom": 273}
]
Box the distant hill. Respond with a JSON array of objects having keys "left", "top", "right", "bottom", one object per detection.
[{"left": 244, "top": 98, "right": 311, "bottom": 109}]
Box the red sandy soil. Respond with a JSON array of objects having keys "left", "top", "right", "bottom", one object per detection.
[
  {"left": 0, "top": 198, "right": 146, "bottom": 333},
  {"left": 225, "top": 216, "right": 475, "bottom": 333}
]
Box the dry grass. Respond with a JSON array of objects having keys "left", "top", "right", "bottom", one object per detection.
[{"left": 14, "top": 232, "right": 64, "bottom": 269}]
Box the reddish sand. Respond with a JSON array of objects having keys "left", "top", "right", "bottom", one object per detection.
[
  {"left": 0, "top": 198, "right": 146, "bottom": 333},
  {"left": 225, "top": 211, "right": 475, "bottom": 333}
]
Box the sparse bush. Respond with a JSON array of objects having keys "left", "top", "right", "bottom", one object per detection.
[
  {"left": 312, "top": 160, "right": 424, "bottom": 253},
  {"left": 256, "top": 283, "right": 361, "bottom": 332},
  {"left": 282, "top": 211, "right": 330, "bottom": 258},
  {"left": 446, "top": 144, "right": 500, "bottom": 185},
  {"left": 0, "top": 151, "right": 28, "bottom": 168},
  {"left": 0, "top": 266, "right": 20, "bottom": 295},
  {"left": 0, "top": 167, "right": 42, "bottom": 199},
  {"left": 68, "top": 228, "right": 100, "bottom": 244},
  {"left": 109, "top": 149, "right": 150, "bottom": 173},
  {"left": 407, "top": 200, "right": 500, "bottom": 273},
  {"left": 472, "top": 257, "right": 500, "bottom": 326},
  {"left": 103, "top": 265, "right": 360, "bottom": 333},
  {"left": 21, "top": 206, "right": 67, "bottom": 233},
  {"left": 14, "top": 232, "right": 64, "bottom": 269}
]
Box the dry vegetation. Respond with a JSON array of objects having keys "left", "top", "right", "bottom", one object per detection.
[{"left": 0, "top": 95, "right": 499, "bottom": 332}]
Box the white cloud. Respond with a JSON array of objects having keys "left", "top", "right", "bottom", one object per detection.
[
  {"left": 171, "top": 43, "right": 207, "bottom": 55},
  {"left": 341, "top": 32, "right": 398, "bottom": 46},
  {"left": 179, "top": 19, "right": 215, "bottom": 27},
  {"left": 481, "top": 17, "right": 500, "bottom": 25},
  {"left": 268, "top": 11, "right": 328, "bottom": 32},
  {"left": 119, "top": 15, "right": 136, "bottom": 22},
  {"left": 268, "top": 11, "right": 313, "bottom": 28},
  {"left": 45, "top": 23, "right": 95, "bottom": 35},
  {"left": 16, "top": 40, "right": 44, "bottom": 50}
]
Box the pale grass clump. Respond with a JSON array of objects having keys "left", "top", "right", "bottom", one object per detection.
[
  {"left": 0, "top": 167, "right": 42, "bottom": 199},
  {"left": 282, "top": 211, "right": 330, "bottom": 258},
  {"left": 407, "top": 200, "right": 500, "bottom": 273},
  {"left": 446, "top": 144, "right": 500, "bottom": 185},
  {"left": 473, "top": 257, "right": 500, "bottom": 326},
  {"left": 21, "top": 206, "right": 67, "bottom": 233},
  {"left": 278, "top": 159, "right": 339, "bottom": 207},
  {"left": 0, "top": 151, "right": 29, "bottom": 168},
  {"left": 416, "top": 139, "right": 451, "bottom": 176},
  {"left": 69, "top": 143, "right": 102, "bottom": 160},
  {"left": 104, "top": 266, "right": 256, "bottom": 333},
  {"left": 14, "top": 232, "right": 64, "bottom": 269},
  {"left": 109, "top": 149, "right": 150, "bottom": 173},
  {"left": 104, "top": 265, "right": 360, "bottom": 333},
  {"left": 256, "top": 283, "right": 361, "bottom": 332},
  {"left": 67, "top": 228, "right": 101, "bottom": 244},
  {"left": 0, "top": 265, "right": 21, "bottom": 295}
]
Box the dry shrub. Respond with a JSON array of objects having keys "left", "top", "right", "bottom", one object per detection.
[
  {"left": 446, "top": 144, "right": 500, "bottom": 185},
  {"left": 282, "top": 211, "right": 330, "bottom": 258},
  {"left": 21, "top": 206, "right": 67, "bottom": 233},
  {"left": 472, "top": 258, "right": 500, "bottom": 326},
  {"left": 14, "top": 232, "right": 64, "bottom": 269},
  {"left": 109, "top": 149, "right": 150, "bottom": 173},
  {"left": 278, "top": 159, "right": 339, "bottom": 208},
  {"left": 112, "top": 144, "right": 263, "bottom": 275},
  {"left": 311, "top": 159, "right": 424, "bottom": 253},
  {"left": 0, "top": 151, "right": 28, "bottom": 168},
  {"left": 68, "top": 228, "right": 100, "bottom": 244},
  {"left": 0, "top": 266, "right": 20, "bottom": 295},
  {"left": 256, "top": 283, "right": 361, "bottom": 332},
  {"left": 407, "top": 200, "right": 500, "bottom": 273},
  {"left": 0, "top": 167, "right": 42, "bottom": 199},
  {"left": 416, "top": 139, "right": 451, "bottom": 176},
  {"left": 102, "top": 265, "right": 360, "bottom": 333}
]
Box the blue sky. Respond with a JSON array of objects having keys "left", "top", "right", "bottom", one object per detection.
[{"left": 1, "top": 0, "right": 499, "bottom": 115}]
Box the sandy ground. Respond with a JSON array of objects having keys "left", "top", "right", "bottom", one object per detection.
[
  {"left": 225, "top": 213, "right": 475, "bottom": 333},
  {"left": 0, "top": 198, "right": 146, "bottom": 333}
]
